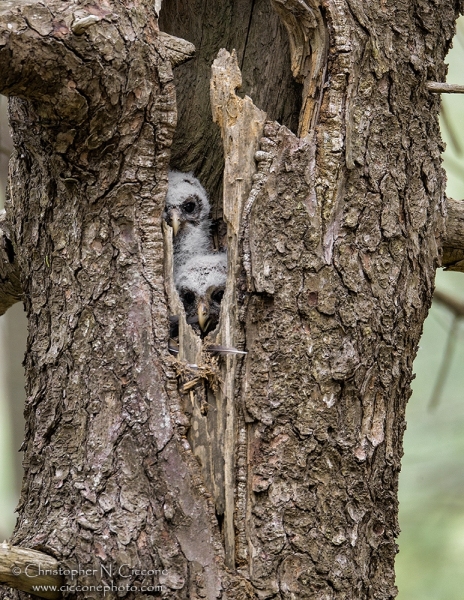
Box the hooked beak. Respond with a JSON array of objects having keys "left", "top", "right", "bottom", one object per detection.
[
  {"left": 170, "top": 208, "right": 181, "bottom": 236},
  {"left": 198, "top": 300, "right": 210, "bottom": 332}
]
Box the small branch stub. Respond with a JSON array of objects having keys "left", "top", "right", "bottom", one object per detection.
[
  {"left": 0, "top": 543, "right": 63, "bottom": 599},
  {"left": 443, "top": 198, "right": 464, "bottom": 271},
  {"left": 159, "top": 32, "right": 195, "bottom": 67},
  {"left": 426, "top": 81, "right": 464, "bottom": 93}
]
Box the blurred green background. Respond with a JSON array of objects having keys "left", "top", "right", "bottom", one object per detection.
[{"left": 1, "top": 17, "right": 464, "bottom": 597}]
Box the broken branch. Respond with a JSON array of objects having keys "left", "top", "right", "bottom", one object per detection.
[
  {"left": 426, "top": 82, "right": 464, "bottom": 93},
  {"left": 0, "top": 542, "right": 63, "bottom": 599}
]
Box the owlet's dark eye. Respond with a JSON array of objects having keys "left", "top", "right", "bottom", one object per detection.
[
  {"left": 182, "top": 291, "right": 195, "bottom": 305},
  {"left": 183, "top": 201, "right": 196, "bottom": 214},
  {"left": 211, "top": 289, "right": 224, "bottom": 303}
]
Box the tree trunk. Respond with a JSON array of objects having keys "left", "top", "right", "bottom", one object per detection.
[{"left": 0, "top": 0, "right": 461, "bottom": 599}]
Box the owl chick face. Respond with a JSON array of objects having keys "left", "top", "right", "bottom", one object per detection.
[
  {"left": 164, "top": 170, "right": 211, "bottom": 236},
  {"left": 180, "top": 285, "right": 225, "bottom": 334},
  {"left": 175, "top": 253, "right": 227, "bottom": 336}
]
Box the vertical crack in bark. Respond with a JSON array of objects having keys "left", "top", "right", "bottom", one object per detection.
[
  {"left": 0, "top": 210, "right": 22, "bottom": 315},
  {"left": 240, "top": 0, "right": 257, "bottom": 71}
]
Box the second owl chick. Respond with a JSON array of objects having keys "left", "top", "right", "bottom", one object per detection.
[
  {"left": 175, "top": 252, "right": 227, "bottom": 336},
  {"left": 164, "top": 170, "right": 212, "bottom": 276}
]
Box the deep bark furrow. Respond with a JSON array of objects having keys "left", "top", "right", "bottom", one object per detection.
[{"left": 0, "top": 210, "right": 22, "bottom": 315}]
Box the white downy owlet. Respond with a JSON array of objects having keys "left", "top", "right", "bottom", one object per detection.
[
  {"left": 164, "top": 170, "right": 212, "bottom": 277},
  {"left": 175, "top": 252, "right": 227, "bottom": 336}
]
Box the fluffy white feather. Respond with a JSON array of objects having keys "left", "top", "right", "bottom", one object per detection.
[
  {"left": 164, "top": 171, "right": 212, "bottom": 274},
  {"left": 175, "top": 252, "right": 227, "bottom": 291}
]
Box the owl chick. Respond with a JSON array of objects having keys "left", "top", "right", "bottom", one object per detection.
[
  {"left": 164, "top": 170, "right": 212, "bottom": 274},
  {"left": 175, "top": 252, "right": 227, "bottom": 336}
]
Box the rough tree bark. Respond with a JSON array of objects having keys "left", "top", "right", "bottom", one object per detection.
[{"left": 0, "top": 0, "right": 463, "bottom": 599}]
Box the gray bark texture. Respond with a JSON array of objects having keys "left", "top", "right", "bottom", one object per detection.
[{"left": 0, "top": 0, "right": 462, "bottom": 599}]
